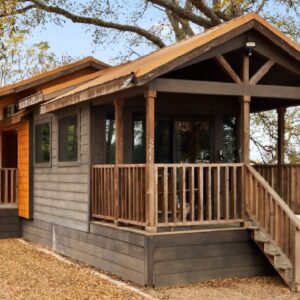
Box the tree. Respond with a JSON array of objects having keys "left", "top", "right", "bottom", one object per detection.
[
  {"left": 0, "top": 30, "right": 74, "bottom": 86},
  {"left": 0, "top": 1, "right": 299, "bottom": 61}
]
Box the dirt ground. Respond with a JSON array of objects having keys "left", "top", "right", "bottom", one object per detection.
[{"left": 0, "top": 238, "right": 299, "bottom": 300}]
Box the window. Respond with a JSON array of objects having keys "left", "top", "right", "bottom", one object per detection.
[
  {"left": 223, "top": 116, "right": 237, "bottom": 162},
  {"left": 106, "top": 114, "right": 115, "bottom": 164},
  {"left": 35, "top": 122, "right": 50, "bottom": 164},
  {"left": 175, "top": 120, "right": 210, "bottom": 163},
  {"left": 59, "top": 115, "right": 78, "bottom": 162},
  {"left": 133, "top": 118, "right": 145, "bottom": 163}
]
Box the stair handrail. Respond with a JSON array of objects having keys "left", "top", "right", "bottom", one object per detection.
[{"left": 245, "top": 164, "right": 300, "bottom": 230}]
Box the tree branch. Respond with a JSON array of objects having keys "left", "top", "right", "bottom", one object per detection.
[
  {"left": 191, "top": 0, "right": 221, "bottom": 25},
  {"left": 256, "top": 0, "right": 267, "bottom": 14},
  {"left": 147, "top": 0, "right": 213, "bottom": 28},
  {"left": 16, "top": 0, "right": 166, "bottom": 48}
]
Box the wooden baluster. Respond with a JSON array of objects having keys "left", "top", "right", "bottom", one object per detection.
[
  {"left": 232, "top": 166, "right": 237, "bottom": 219},
  {"left": 207, "top": 167, "right": 212, "bottom": 221},
  {"left": 4, "top": 169, "right": 8, "bottom": 203},
  {"left": 214, "top": 167, "right": 221, "bottom": 221},
  {"left": 172, "top": 167, "right": 177, "bottom": 223},
  {"left": 190, "top": 166, "right": 195, "bottom": 222},
  {"left": 163, "top": 167, "right": 168, "bottom": 223},
  {"left": 136, "top": 167, "right": 140, "bottom": 222},
  {"left": 292, "top": 227, "right": 300, "bottom": 291},
  {"left": 224, "top": 167, "right": 229, "bottom": 220},
  {"left": 265, "top": 192, "right": 270, "bottom": 232},
  {"left": 198, "top": 166, "right": 203, "bottom": 221},
  {"left": 182, "top": 167, "right": 186, "bottom": 222}
]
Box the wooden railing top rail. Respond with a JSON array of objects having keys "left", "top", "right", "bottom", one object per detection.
[
  {"left": 93, "top": 164, "right": 146, "bottom": 168},
  {"left": 246, "top": 164, "right": 300, "bottom": 230},
  {"left": 254, "top": 164, "right": 300, "bottom": 167},
  {"left": 155, "top": 163, "right": 244, "bottom": 167}
]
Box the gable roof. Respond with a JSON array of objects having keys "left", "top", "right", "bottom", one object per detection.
[
  {"left": 38, "top": 13, "right": 299, "bottom": 113},
  {"left": 0, "top": 56, "right": 109, "bottom": 98}
]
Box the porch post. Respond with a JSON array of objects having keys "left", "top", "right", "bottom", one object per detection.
[
  {"left": 145, "top": 90, "right": 156, "bottom": 231},
  {"left": 114, "top": 99, "right": 124, "bottom": 222},
  {"left": 277, "top": 107, "right": 286, "bottom": 165},
  {"left": 240, "top": 55, "right": 251, "bottom": 163},
  {"left": 277, "top": 107, "right": 285, "bottom": 196}
]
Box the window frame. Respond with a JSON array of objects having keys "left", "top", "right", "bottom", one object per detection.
[
  {"left": 57, "top": 110, "right": 80, "bottom": 167},
  {"left": 34, "top": 116, "right": 52, "bottom": 168}
]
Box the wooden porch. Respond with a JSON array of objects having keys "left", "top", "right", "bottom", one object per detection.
[
  {"left": 91, "top": 162, "right": 300, "bottom": 290},
  {"left": 0, "top": 168, "right": 18, "bottom": 206}
]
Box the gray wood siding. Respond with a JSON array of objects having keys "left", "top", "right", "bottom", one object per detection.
[
  {"left": 21, "top": 220, "right": 274, "bottom": 288},
  {"left": 22, "top": 219, "right": 146, "bottom": 285},
  {"left": 151, "top": 229, "right": 274, "bottom": 287},
  {"left": 0, "top": 207, "right": 21, "bottom": 239},
  {"left": 33, "top": 104, "right": 91, "bottom": 232}
]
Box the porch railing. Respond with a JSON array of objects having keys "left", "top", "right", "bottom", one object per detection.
[
  {"left": 245, "top": 164, "right": 300, "bottom": 287},
  {"left": 155, "top": 163, "right": 244, "bottom": 227},
  {"left": 92, "top": 163, "right": 244, "bottom": 228},
  {"left": 0, "top": 168, "right": 18, "bottom": 204},
  {"left": 255, "top": 164, "right": 300, "bottom": 213},
  {"left": 92, "top": 164, "right": 146, "bottom": 226}
]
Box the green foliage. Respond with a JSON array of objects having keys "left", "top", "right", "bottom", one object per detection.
[
  {"left": 251, "top": 108, "right": 300, "bottom": 164},
  {"left": 0, "top": 30, "right": 74, "bottom": 86}
]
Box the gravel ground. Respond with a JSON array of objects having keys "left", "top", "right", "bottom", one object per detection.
[
  {"left": 147, "top": 276, "right": 300, "bottom": 300},
  {"left": 1, "top": 239, "right": 299, "bottom": 300},
  {"left": 0, "top": 239, "right": 145, "bottom": 300}
]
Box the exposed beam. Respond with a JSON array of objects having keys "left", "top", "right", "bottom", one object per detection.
[
  {"left": 250, "top": 60, "right": 275, "bottom": 84},
  {"left": 150, "top": 79, "right": 300, "bottom": 100},
  {"left": 215, "top": 55, "right": 242, "bottom": 83}
]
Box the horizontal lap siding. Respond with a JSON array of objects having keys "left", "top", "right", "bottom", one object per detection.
[
  {"left": 22, "top": 219, "right": 146, "bottom": 285},
  {"left": 33, "top": 105, "right": 90, "bottom": 232},
  {"left": 152, "top": 229, "right": 274, "bottom": 287}
]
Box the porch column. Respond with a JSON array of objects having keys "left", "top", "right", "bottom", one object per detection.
[
  {"left": 277, "top": 107, "right": 286, "bottom": 165},
  {"left": 277, "top": 107, "right": 285, "bottom": 196},
  {"left": 113, "top": 99, "right": 123, "bottom": 221},
  {"left": 240, "top": 55, "right": 251, "bottom": 163},
  {"left": 145, "top": 90, "right": 156, "bottom": 231}
]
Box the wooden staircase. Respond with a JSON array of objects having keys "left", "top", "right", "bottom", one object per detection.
[{"left": 244, "top": 164, "right": 300, "bottom": 292}]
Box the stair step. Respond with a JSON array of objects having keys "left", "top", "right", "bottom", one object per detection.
[
  {"left": 264, "top": 242, "right": 281, "bottom": 256},
  {"left": 274, "top": 255, "right": 292, "bottom": 270},
  {"left": 254, "top": 230, "right": 269, "bottom": 242}
]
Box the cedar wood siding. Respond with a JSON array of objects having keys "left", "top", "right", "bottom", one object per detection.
[
  {"left": 33, "top": 104, "right": 90, "bottom": 232},
  {"left": 17, "top": 121, "right": 30, "bottom": 218}
]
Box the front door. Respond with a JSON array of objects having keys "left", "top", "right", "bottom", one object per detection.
[{"left": 2, "top": 130, "right": 18, "bottom": 168}]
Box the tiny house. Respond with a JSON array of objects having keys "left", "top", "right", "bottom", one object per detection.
[{"left": 0, "top": 13, "right": 300, "bottom": 290}]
